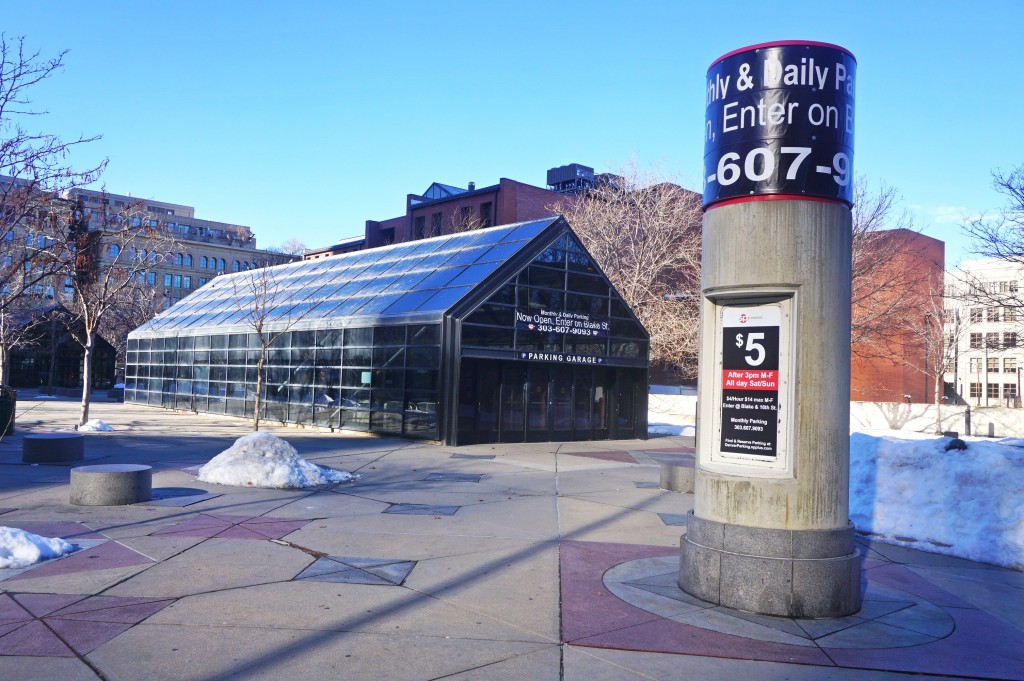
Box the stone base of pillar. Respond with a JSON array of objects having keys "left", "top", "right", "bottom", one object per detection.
[{"left": 678, "top": 510, "right": 862, "bottom": 618}]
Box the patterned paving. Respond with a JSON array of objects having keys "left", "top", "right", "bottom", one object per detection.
[
  {"left": 424, "top": 473, "right": 482, "bottom": 482},
  {"left": 562, "top": 450, "right": 637, "bottom": 463},
  {"left": 384, "top": 504, "right": 459, "bottom": 516},
  {"left": 149, "top": 513, "right": 310, "bottom": 540},
  {"left": 0, "top": 593, "right": 173, "bottom": 657},
  {"left": 295, "top": 556, "right": 416, "bottom": 586},
  {"left": 562, "top": 541, "right": 1024, "bottom": 680}
]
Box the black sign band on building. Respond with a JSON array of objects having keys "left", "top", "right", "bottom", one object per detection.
[
  {"left": 703, "top": 41, "right": 857, "bottom": 209},
  {"left": 515, "top": 308, "right": 609, "bottom": 338}
]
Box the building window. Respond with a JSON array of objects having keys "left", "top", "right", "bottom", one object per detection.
[
  {"left": 431, "top": 212, "right": 442, "bottom": 237},
  {"left": 174, "top": 253, "right": 183, "bottom": 266},
  {"left": 970, "top": 333, "right": 982, "bottom": 349},
  {"left": 987, "top": 307, "right": 1001, "bottom": 322},
  {"left": 987, "top": 357, "right": 999, "bottom": 373},
  {"left": 1005, "top": 383, "right": 1018, "bottom": 398},
  {"left": 986, "top": 332, "right": 1000, "bottom": 348},
  {"left": 414, "top": 216, "right": 425, "bottom": 240},
  {"left": 1005, "top": 357, "right": 1017, "bottom": 373},
  {"left": 164, "top": 274, "right": 172, "bottom": 287},
  {"left": 183, "top": 276, "right": 191, "bottom": 289},
  {"left": 185, "top": 254, "right": 193, "bottom": 267},
  {"left": 1005, "top": 332, "right": 1018, "bottom": 348},
  {"left": 480, "top": 202, "right": 493, "bottom": 228},
  {"left": 1006, "top": 307, "right": 1019, "bottom": 322},
  {"left": 988, "top": 383, "right": 1001, "bottom": 398},
  {"left": 200, "top": 256, "right": 208, "bottom": 268},
  {"left": 173, "top": 274, "right": 182, "bottom": 288},
  {"left": 970, "top": 308, "right": 983, "bottom": 323},
  {"left": 232, "top": 260, "right": 240, "bottom": 272},
  {"left": 147, "top": 272, "right": 156, "bottom": 286},
  {"left": 970, "top": 383, "right": 982, "bottom": 398},
  {"left": 110, "top": 244, "right": 120, "bottom": 257},
  {"left": 219, "top": 258, "right": 226, "bottom": 271},
  {"left": 199, "top": 277, "right": 207, "bottom": 287},
  {"left": 969, "top": 358, "right": 982, "bottom": 373}
]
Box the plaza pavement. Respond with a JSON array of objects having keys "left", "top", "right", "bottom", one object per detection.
[{"left": 0, "top": 391, "right": 1022, "bottom": 681}]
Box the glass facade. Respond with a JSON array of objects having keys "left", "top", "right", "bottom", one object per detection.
[{"left": 126, "top": 218, "right": 650, "bottom": 444}]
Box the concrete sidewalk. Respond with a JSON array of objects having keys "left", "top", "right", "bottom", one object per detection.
[{"left": 0, "top": 393, "right": 1021, "bottom": 680}]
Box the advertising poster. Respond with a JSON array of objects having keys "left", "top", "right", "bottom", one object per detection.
[{"left": 720, "top": 306, "right": 781, "bottom": 457}]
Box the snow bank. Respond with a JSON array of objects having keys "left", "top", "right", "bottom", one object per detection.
[
  {"left": 79, "top": 419, "right": 114, "bottom": 432},
  {"left": 649, "top": 423, "right": 696, "bottom": 437},
  {"left": 850, "top": 431, "right": 1024, "bottom": 569},
  {"left": 197, "top": 432, "right": 355, "bottom": 489},
  {"left": 0, "top": 527, "right": 75, "bottom": 569}
]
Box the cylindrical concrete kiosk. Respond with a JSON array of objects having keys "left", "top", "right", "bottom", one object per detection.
[{"left": 679, "top": 41, "right": 861, "bottom": 618}]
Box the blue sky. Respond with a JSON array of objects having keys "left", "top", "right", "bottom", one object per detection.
[{"left": 4, "top": 1, "right": 1022, "bottom": 264}]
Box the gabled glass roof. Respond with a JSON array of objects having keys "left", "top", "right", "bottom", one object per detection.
[{"left": 131, "top": 218, "right": 558, "bottom": 337}]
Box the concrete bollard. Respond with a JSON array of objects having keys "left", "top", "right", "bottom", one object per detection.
[
  {"left": 70, "top": 464, "right": 152, "bottom": 506},
  {"left": 23, "top": 433, "right": 85, "bottom": 463}
]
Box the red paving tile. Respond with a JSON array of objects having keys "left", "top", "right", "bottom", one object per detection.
[
  {"left": 3, "top": 521, "right": 105, "bottom": 541},
  {"left": 0, "top": 593, "right": 33, "bottom": 624},
  {"left": 563, "top": 451, "right": 637, "bottom": 464},
  {"left": 0, "top": 619, "right": 75, "bottom": 657},
  {"left": 215, "top": 526, "right": 270, "bottom": 540},
  {"left": 11, "top": 593, "right": 86, "bottom": 618},
  {"left": 8, "top": 541, "right": 152, "bottom": 581},
  {"left": 50, "top": 596, "right": 174, "bottom": 623},
  {"left": 825, "top": 607, "right": 1024, "bottom": 680},
  {"left": 561, "top": 539, "right": 1024, "bottom": 680},
  {"left": 572, "top": 617, "right": 834, "bottom": 666},
  {"left": 0, "top": 593, "right": 176, "bottom": 658},
  {"left": 45, "top": 618, "right": 134, "bottom": 656},
  {"left": 561, "top": 541, "right": 676, "bottom": 641}
]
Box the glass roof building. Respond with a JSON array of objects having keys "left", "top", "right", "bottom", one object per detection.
[{"left": 126, "top": 217, "right": 649, "bottom": 444}]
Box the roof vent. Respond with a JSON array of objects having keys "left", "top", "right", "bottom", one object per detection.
[{"left": 468, "top": 182, "right": 475, "bottom": 191}]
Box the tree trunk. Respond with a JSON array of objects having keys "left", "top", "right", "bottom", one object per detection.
[
  {"left": 253, "top": 354, "right": 264, "bottom": 432},
  {"left": 80, "top": 335, "right": 94, "bottom": 427},
  {"left": 0, "top": 344, "right": 7, "bottom": 386},
  {"left": 934, "top": 370, "right": 943, "bottom": 435}
]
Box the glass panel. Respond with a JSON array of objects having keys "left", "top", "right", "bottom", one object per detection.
[{"left": 416, "top": 286, "right": 471, "bottom": 312}]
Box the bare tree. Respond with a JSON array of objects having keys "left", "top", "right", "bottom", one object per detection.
[
  {"left": 849, "top": 178, "right": 939, "bottom": 361},
  {"left": 448, "top": 202, "right": 487, "bottom": 234},
  {"left": 273, "top": 238, "right": 307, "bottom": 257},
  {"left": 229, "top": 265, "right": 306, "bottom": 431},
  {"left": 0, "top": 35, "right": 105, "bottom": 323},
  {"left": 551, "top": 164, "right": 703, "bottom": 377},
  {"left": 963, "top": 165, "right": 1024, "bottom": 266},
  {"left": 902, "top": 282, "right": 965, "bottom": 432},
  {"left": 46, "top": 194, "right": 173, "bottom": 425}
]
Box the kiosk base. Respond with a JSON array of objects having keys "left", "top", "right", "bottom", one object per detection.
[{"left": 679, "top": 511, "right": 862, "bottom": 618}]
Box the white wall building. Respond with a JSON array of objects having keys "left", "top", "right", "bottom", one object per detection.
[{"left": 945, "top": 259, "right": 1024, "bottom": 407}]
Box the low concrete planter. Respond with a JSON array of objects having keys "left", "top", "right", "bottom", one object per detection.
[
  {"left": 23, "top": 433, "right": 85, "bottom": 463},
  {"left": 70, "top": 464, "right": 152, "bottom": 506}
]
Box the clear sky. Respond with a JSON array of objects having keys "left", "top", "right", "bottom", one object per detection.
[{"left": 4, "top": 1, "right": 1021, "bottom": 265}]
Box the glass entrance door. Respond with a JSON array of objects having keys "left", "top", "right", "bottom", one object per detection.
[
  {"left": 525, "top": 365, "right": 550, "bottom": 442},
  {"left": 551, "top": 367, "right": 573, "bottom": 440}
]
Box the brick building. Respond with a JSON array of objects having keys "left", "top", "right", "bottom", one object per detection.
[
  {"left": 305, "top": 171, "right": 577, "bottom": 258},
  {"left": 849, "top": 229, "right": 945, "bottom": 403}
]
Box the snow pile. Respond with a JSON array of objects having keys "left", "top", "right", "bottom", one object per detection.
[
  {"left": 197, "top": 432, "right": 355, "bottom": 489},
  {"left": 649, "top": 422, "right": 696, "bottom": 437},
  {"left": 0, "top": 527, "right": 75, "bottom": 569},
  {"left": 79, "top": 419, "right": 114, "bottom": 431},
  {"left": 850, "top": 431, "right": 1024, "bottom": 569}
]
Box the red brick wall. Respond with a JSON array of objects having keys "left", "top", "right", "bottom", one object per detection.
[{"left": 850, "top": 231, "right": 945, "bottom": 402}]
